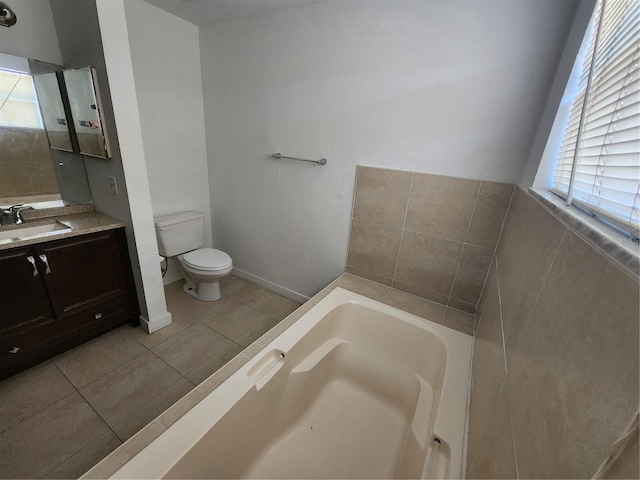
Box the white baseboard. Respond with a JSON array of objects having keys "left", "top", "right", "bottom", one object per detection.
[
  {"left": 231, "top": 267, "right": 309, "bottom": 304},
  {"left": 139, "top": 311, "right": 172, "bottom": 333}
]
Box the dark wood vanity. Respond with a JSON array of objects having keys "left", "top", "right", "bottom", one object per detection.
[{"left": 0, "top": 227, "right": 139, "bottom": 380}]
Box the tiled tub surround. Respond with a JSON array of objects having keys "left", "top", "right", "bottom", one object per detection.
[
  {"left": 347, "top": 166, "right": 514, "bottom": 313},
  {"left": 0, "top": 127, "right": 59, "bottom": 203},
  {"left": 84, "top": 273, "right": 475, "bottom": 478},
  {"left": 466, "top": 187, "right": 639, "bottom": 479}
]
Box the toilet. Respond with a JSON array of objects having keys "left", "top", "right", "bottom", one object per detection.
[{"left": 154, "top": 211, "right": 232, "bottom": 301}]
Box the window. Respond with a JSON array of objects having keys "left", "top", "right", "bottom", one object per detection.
[
  {"left": 0, "top": 69, "right": 43, "bottom": 129},
  {"left": 552, "top": 0, "right": 639, "bottom": 238}
]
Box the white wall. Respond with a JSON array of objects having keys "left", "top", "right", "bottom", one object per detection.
[
  {"left": 200, "top": 0, "right": 578, "bottom": 299},
  {"left": 124, "top": 0, "right": 211, "bottom": 284},
  {"left": 94, "top": 0, "right": 171, "bottom": 332},
  {"left": 0, "top": 0, "right": 62, "bottom": 65}
]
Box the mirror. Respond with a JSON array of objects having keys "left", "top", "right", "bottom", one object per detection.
[
  {"left": 64, "top": 67, "right": 111, "bottom": 158},
  {"left": 32, "top": 72, "right": 75, "bottom": 152},
  {"left": 0, "top": 53, "right": 91, "bottom": 208}
]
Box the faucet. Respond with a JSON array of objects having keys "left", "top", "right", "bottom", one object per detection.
[{"left": 0, "top": 204, "right": 34, "bottom": 226}]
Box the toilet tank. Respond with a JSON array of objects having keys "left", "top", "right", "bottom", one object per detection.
[{"left": 154, "top": 211, "right": 205, "bottom": 257}]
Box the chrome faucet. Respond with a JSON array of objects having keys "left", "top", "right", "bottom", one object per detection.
[{"left": 0, "top": 204, "right": 34, "bottom": 226}]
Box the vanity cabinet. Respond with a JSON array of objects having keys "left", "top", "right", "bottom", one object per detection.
[{"left": 0, "top": 228, "right": 138, "bottom": 379}]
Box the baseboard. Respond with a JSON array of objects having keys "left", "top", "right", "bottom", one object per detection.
[
  {"left": 139, "top": 311, "right": 173, "bottom": 333},
  {"left": 231, "top": 267, "right": 309, "bottom": 304}
]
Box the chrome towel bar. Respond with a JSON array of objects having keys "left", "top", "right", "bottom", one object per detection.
[{"left": 271, "top": 153, "right": 327, "bottom": 166}]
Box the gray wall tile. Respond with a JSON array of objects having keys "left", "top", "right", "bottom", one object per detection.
[
  {"left": 352, "top": 166, "right": 412, "bottom": 227},
  {"left": 405, "top": 173, "right": 480, "bottom": 242}
]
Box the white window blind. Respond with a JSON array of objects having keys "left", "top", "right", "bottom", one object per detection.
[
  {"left": 0, "top": 70, "right": 43, "bottom": 129},
  {"left": 552, "top": 0, "right": 640, "bottom": 234}
]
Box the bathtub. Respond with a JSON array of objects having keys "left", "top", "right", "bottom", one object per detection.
[{"left": 108, "top": 287, "right": 473, "bottom": 479}]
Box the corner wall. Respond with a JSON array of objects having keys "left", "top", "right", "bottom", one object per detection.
[
  {"left": 123, "top": 0, "right": 211, "bottom": 285},
  {"left": 466, "top": 187, "right": 639, "bottom": 478},
  {"left": 200, "top": 0, "right": 578, "bottom": 299}
]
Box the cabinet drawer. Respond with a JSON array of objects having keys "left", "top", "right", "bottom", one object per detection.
[{"left": 0, "top": 295, "right": 131, "bottom": 379}]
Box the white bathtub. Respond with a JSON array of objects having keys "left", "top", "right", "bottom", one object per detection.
[{"left": 109, "top": 288, "right": 473, "bottom": 479}]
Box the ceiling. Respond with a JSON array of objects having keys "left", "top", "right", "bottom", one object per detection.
[{"left": 144, "top": 0, "right": 320, "bottom": 27}]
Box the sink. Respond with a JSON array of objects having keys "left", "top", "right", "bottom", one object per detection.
[{"left": 0, "top": 221, "right": 72, "bottom": 244}]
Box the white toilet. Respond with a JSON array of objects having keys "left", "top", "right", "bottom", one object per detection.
[{"left": 154, "top": 211, "right": 232, "bottom": 301}]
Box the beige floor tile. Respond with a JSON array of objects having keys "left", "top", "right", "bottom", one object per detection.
[
  {"left": 202, "top": 298, "right": 267, "bottom": 341},
  {"left": 54, "top": 326, "right": 148, "bottom": 388},
  {"left": 0, "top": 362, "right": 74, "bottom": 433},
  {"left": 185, "top": 342, "right": 245, "bottom": 385},
  {"left": 151, "top": 323, "right": 232, "bottom": 375},
  {"left": 223, "top": 275, "right": 260, "bottom": 300},
  {"left": 79, "top": 351, "right": 182, "bottom": 433},
  {"left": 83, "top": 421, "right": 166, "bottom": 480},
  {"left": 43, "top": 430, "right": 121, "bottom": 479},
  {"left": 110, "top": 378, "right": 194, "bottom": 441},
  {"left": 0, "top": 392, "right": 110, "bottom": 479},
  {"left": 235, "top": 313, "right": 290, "bottom": 348},
  {"left": 238, "top": 287, "right": 289, "bottom": 314},
  {"left": 267, "top": 299, "right": 301, "bottom": 322},
  {"left": 128, "top": 310, "right": 197, "bottom": 349}
]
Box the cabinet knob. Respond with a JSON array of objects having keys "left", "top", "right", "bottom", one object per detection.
[{"left": 9, "top": 346, "right": 20, "bottom": 354}]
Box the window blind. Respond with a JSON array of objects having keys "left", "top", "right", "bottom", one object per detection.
[
  {"left": 0, "top": 70, "right": 43, "bottom": 129},
  {"left": 552, "top": 0, "right": 640, "bottom": 234}
]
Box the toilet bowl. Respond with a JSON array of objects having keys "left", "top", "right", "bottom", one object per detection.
[
  {"left": 154, "top": 211, "right": 233, "bottom": 302},
  {"left": 178, "top": 248, "right": 233, "bottom": 301}
]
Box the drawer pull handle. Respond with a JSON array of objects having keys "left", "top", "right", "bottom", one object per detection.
[
  {"left": 27, "top": 256, "right": 38, "bottom": 277},
  {"left": 9, "top": 346, "right": 20, "bottom": 354},
  {"left": 39, "top": 254, "right": 51, "bottom": 274},
  {"left": 94, "top": 312, "right": 102, "bottom": 320}
]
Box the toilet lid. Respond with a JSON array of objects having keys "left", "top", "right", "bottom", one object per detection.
[{"left": 182, "top": 248, "right": 232, "bottom": 271}]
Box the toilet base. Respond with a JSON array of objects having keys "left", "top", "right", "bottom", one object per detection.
[{"left": 182, "top": 278, "right": 222, "bottom": 302}]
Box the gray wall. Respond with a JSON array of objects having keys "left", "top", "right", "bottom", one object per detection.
[{"left": 50, "top": 0, "right": 147, "bottom": 318}]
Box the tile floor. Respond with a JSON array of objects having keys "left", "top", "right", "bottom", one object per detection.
[{"left": 0, "top": 275, "right": 299, "bottom": 479}]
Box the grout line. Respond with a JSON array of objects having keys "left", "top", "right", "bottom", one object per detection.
[
  {"left": 467, "top": 377, "right": 507, "bottom": 476},
  {"left": 464, "top": 180, "right": 483, "bottom": 244},
  {"left": 447, "top": 181, "right": 483, "bottom": 307},
  {"left": 507, "top": 393, "right": 520, "bottom": 479},
  {"left": 495, "top": 256, "right": 509, "bottom": 375},
  {"left": 390, "top": 173, "right": 414, "bottom": 282},
  {"left": 511, "top": 228, "right": 568, "bottom": 357}
]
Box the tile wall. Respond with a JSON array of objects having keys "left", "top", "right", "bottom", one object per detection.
[
  {"left": 467, "top": 187, "right": 639, "bottom": 478},
  {"left": 347, "top": 166, "right": 514, "bottom": 313},
  {"left": 0, "top": 127, "right": 59, "bottom": 201}
]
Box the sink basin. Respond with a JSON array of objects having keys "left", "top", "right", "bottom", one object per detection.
[{"left": 0, "top": 221, "right": 72, "bottom": 244}]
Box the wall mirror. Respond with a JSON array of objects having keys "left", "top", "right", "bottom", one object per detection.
[
  {"left": 63, "top": 67, "right": 111, "bottom": 159},
  {"left": 32, "top": 72, "right": 75, "bottom": 152},
  {"left": 0, "top": 53, "right": 91, "bottom": 208}
]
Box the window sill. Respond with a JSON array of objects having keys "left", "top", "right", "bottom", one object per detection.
[{"left": 529, "top": 188, "right": 639, "bottom": 278}]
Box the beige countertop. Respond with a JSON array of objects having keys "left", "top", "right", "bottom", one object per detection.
[{"left": 0, "top": 209, "right": 125, "bottom": 251}]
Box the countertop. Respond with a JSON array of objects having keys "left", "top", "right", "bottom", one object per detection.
[{"left": 0, "top": 208, "right": 125, "bottom": 251}]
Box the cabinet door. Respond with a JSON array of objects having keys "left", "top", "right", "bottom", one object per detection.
[
  {"left": 35, "top": 230, "right": 130, "bottom": 320},
  {"left": 0, "top": 247, "right": 55, "bottom": 331}
]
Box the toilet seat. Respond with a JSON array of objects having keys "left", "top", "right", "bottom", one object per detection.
[{"left": 182, "top": 248, "right": 232, "bottom": 272}]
